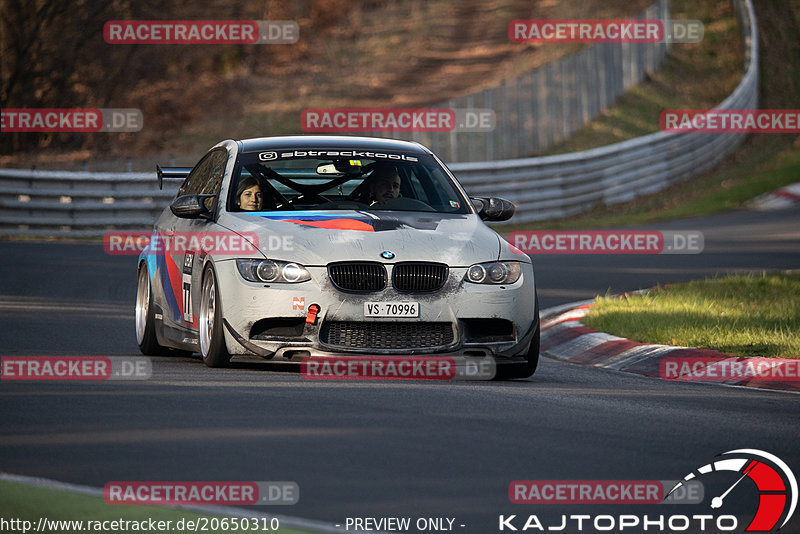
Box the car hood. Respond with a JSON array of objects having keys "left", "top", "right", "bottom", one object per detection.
[{"left": 218, "top": 210, "right": 509, "bottom": 266}]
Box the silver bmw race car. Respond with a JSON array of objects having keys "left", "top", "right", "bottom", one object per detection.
[{"left": 135, "top": 136, "right": 539, "bottom": 378}]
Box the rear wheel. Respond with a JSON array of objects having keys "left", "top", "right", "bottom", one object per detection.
[
  {"left": 199, "top": 266, "right": 231, "bottom": 367},
  {"left": 135, "top": 264, "right": 169, "bottom": 356}
]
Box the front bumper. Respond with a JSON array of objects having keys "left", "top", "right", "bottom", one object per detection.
[{"left": 213, "top": 259, "right": 537, "bottom": 361}]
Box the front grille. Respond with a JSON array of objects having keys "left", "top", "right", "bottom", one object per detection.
[
  {"left": 392, "top": 262, "right": 448, "bottom": 292},
  {"left": 320, "top": 321, "right": 454, "bottom": 350},
  {"left": 328, "top": 262, "right": 387, "bottom": 291}
]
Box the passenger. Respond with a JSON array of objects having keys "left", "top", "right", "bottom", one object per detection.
[
  {"left": 365, "top": 164, "right": 401, "bottom": 206},
  {"left": 235, "top": 176, "right": 265, "bottom": 211}
]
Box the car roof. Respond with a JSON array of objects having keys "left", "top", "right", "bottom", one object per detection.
[{"left": 237, "top": 135, "right": 433, "bottom": 155}]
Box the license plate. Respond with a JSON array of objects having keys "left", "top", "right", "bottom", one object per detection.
[{"left": 364, "top": 302, "right": 419, "bottom": 317}]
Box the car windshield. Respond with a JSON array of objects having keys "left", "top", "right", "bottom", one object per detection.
[{"left": 229, "top": 151, "right": 471, "bottom": 214}]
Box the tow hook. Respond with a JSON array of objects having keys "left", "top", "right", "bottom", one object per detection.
[{"left": 306, "top": 304, "right": 320, "bottom": 325}]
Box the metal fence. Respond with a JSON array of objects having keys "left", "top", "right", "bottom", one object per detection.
[
  {"left": 449, "top": 0, "right": 758, "bottom": 223},
  {"left": 386, "top": 0, "right": 670, "bottom": 162},
  {"left": 0, "top": 169, "right": 170, "bottom": 236},
  {"left": 0, "top": 0, "right": 757, "bottom": 236}
]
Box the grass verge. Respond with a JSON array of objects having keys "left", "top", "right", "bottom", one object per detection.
[
  {"left": 0, "top": 480, "right": 315, "bottom": 534},
  {"left": 543, "top": 0, "right": 745, "bottom": 155},
  {"left": 581, "top": 272, "right": 800, "bottom": 358}
]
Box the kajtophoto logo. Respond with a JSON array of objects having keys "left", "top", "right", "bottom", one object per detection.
[
  {"left": 665, "top": 449, "right": 797, "bottom": 532},
  {"left": 501, "top": 449, "right": 796, "bottom": 533}
]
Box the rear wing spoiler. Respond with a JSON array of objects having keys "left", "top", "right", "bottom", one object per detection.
[{"left": 156, "top": 165, "right": 192, "bottom": 190}]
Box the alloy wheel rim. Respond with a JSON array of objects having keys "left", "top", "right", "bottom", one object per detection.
[
  {"left": 135, "top": 267, "right": 149, "bottom": 345},
  {"left": 200, "top": 275, "right": 215, "bottom": 356}
]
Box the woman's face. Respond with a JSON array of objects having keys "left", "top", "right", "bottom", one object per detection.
[{"left": 238, "top": 185, "right": 263, "bottom": 211}]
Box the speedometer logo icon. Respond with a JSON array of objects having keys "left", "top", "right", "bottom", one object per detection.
[{"left": 665, "top": 449, "right": 797, "bottom": 531}]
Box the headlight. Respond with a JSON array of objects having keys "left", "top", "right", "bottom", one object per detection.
[
  {"left": 465, "top": 261, "right": 521, "bottom": 284},
  {"left": 236, "top": 259, "right": 311, "bottom": 283},
  {"left": 257, "top": 261, "right": 280, "bottom": 282}
]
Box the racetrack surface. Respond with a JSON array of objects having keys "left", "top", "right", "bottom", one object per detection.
[{"left": 1, "top": 207, "right": 799, "bottom": 533}]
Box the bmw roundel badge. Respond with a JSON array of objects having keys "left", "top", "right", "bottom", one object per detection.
[{"left": 380, "top": 251, "right": 395, "bottom": 260}]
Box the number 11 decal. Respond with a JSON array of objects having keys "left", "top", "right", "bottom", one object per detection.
[{"left": 182, "top": 253, "right": 194, "bottom": 323}]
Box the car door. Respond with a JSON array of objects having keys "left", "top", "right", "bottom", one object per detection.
[{"left": 163, "top": 149, "right": 229, "bottom": 341}]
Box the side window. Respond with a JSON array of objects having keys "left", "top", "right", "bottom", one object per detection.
[{"left": 179, "top": 149, "right": 228, "bottom": 196}]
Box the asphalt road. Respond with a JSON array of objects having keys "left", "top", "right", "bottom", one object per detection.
[{"left": 1, "top": 207, "right": 799, "bottom": 534}]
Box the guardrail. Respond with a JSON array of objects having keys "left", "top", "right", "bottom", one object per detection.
[
  {"left": 450, "top": 0, "right": 758, "bottom": 223},
  {"left": 0, "top": 0, "right": 757, "bottom": 236},
  {"left": 0, "top": 169, "right": 172, "bottom": 236}
]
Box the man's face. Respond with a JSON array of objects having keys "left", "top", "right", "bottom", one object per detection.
[
  {"left": 238, "top": 185, "right": 263, "bottom": 211},
  {"left": 370, "top": 173, "right": 401, "bottom": 203}
]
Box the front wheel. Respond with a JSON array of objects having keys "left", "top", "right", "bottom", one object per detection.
[
  {"left": 496, "top": 293, "right": 540, "bottom": 380},
  {"left": 518, "top": 321, "right": 541, "bottom": 378},
  {"left": 199, "top": 266, "right": 231, "bottom": 367}
]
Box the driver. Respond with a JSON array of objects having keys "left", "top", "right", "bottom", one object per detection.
[
  {"left": 235, "top": 175, "right": 265, "bottom": 211},
  {"left": 366, "top": 164, "right": 401, "bottom": 206}
]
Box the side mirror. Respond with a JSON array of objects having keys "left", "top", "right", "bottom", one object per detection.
[
  {"left": 472, "top": 197, "right": 515, "bottom": 222},
  {"left": 170, "top": 194, "right": 215, "bottom": 220}
]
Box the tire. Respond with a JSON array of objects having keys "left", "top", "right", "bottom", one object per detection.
[
  {"left": 136, "top": 263, "right": 170, "bottom": 356},
  {"left": 199, "top": 265, "right": 231, "bottom": 368},
  {"left": 495, "top": 292, "right": 540, "bottom": 380},
  {"left": 518, "top": 318, "right": 541, "bottom": 377}
]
